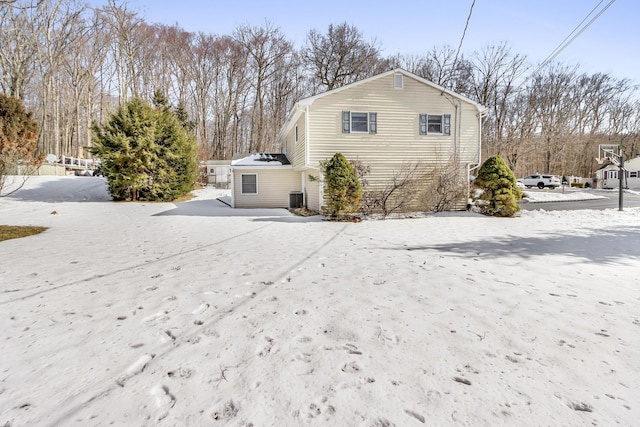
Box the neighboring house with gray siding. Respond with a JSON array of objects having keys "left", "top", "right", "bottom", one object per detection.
[{"left": 230, "top": 68, "right": 487, "bottom": 211}]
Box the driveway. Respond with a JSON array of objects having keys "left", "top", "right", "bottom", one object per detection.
[{"left": 519, "top": 188, "right": 640, "bottom": 211}]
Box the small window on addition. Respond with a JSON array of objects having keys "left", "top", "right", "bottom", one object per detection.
[
  {"left": 241, "top": 174, "right": 257, "bottom": 194},
  {"left": 394, "top": 73, "right": 403, "bottom": 89}
]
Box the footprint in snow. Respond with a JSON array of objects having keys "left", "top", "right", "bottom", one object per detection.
[
  {"left": 212, "top": 399, "right": 239, "bottom": 420},
  {"left": 256, "top": 336, "right": 275, "bottom": 357},
  {"left": 116, "top": 353, "right": 155, "bottom": 387},
  {"left": 151, "top": 384, "right": 175, "bottom": 421},
  {"left": 294, "top": 352, "right": 312, "bottom": 363},
  {"left": 192, "top": 303, "right": 209, "bottom": 315},
  {"left": 141, "top": 310, "right": 169, "bottom": 325},
  {"left": 341, "top": 361, "right": 361, "bottom": 373},
  {"left": 159, "top": 329, "right": 176, "bottom": 343}
]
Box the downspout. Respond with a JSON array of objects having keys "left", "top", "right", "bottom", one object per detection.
[
  {"left": 304, "top": 104, "right": 324, "bottom": 211},
  {"left": 455, "top": 102, "right": 460, "bottom": 160},
  {"left": 471, "top": 107, "right": 488, "bottom": 172},
  {"left": 468, "top": 108, "right": 488, "bottom": 209},
  {"left": 477, "top": 110, "right": 483, "bottom": 166},
  {"left": 230, "top": 166, "right": 235, "bottom": 208},
  {"left": 305, "top": 104, "right": 310, "bottom": 167}
]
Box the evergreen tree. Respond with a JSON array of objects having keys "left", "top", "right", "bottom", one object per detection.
[
  {"left": 90, "top": 97, "right": 198, "bottom": 201},
  {"left": 320, "top": 152, "right": 362, "bottom": 217},
  {"left": 174, "top": 102, "right": 196, "bottom": 133},
  {"left": 0, "top": 94, "right": 41, "bottom": 195},
  {"left": 474, "top": 155, "right": 522, "bottom": 217}
]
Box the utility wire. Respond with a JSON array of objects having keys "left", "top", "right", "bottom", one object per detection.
[
  {"left": 452, "top": 0, "right": 475, "bottom": 73},
  {"left": 519, "top": 0, "right": 616, "bottom": 88}
]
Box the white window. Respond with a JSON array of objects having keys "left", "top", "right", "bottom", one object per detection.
[
  {"left": 394, "top": 73, "right": 403, "bottom": 89},
  {"left": 419, "top": 114, "right": 451, "bottom": 135},
  {"left": 295, "top": 124, "right": 298, "bottom": 143},
  {"left": 241, "top": 174, "right": 257, "bottom": 194},
  {"left": 629, "top": 171, "right": 637, "bottom": 178},
  {"left": 342, "top": 111, "right": 377, "bottom": 134}
]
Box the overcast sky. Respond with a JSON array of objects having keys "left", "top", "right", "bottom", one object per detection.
[{"left": 89, "top": 0, "right": 638, "bottom": 83}]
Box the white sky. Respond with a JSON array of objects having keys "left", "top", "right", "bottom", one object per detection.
[
  {"left": 89, "top": 0, "right": 639, "bottom": 82},
  {"left": 1, "top": 176, "right": 639, "bottom": 425}
]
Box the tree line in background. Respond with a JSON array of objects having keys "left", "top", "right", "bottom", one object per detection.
[{"left": 1, "top": 0, "right": 638, "bottom": 179}]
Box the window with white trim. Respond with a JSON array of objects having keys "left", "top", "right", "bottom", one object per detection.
[
  {"left": 419, "top": 114, "right": 451, "bottom": 135},
  {"left": 241, "top": 174, "right": 257, "bottom": 194},
  {"left": 394, "top": 73, "right": 403, "bottom": 89},
  {"left": 342, "top": 111, "right": 377, "bottom": 134},
  {"left": 295, "top": 124, "right": 298, "bottom": 143},
  {"left": 629, "top": 171, "right": 637, "bottom": 178}
]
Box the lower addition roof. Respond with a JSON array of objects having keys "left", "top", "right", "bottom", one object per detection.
[{"left": 231, "top": 153, "right": 291, "bottom": 167}]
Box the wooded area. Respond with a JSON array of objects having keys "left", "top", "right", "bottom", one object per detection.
[{"left": 1, "top": 0, "right": 638, "bottom": 178}]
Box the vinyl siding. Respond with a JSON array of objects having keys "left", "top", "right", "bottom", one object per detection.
[
  {"left": 303, "top": 171, "right": 321, "bottom": 211},
  {"left": 283, "top": 114, "right": 307, "bottom": 168},
  {"left": 306, "top": 73, "right": 481, "bottom": 192},
  {"left": 232, "top": 168, "right": 301, "bottom": 208}
]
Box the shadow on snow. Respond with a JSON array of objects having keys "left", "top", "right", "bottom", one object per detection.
[
  {"left": 153, "top": 198, "right": 324, "bottom": 222},
  {"left": 394, "top": 226, "right": 640, "bottom": 265}
]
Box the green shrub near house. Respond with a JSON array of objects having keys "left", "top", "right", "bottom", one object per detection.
[
  {"left": 474, "top": 155, "right": 522, "bottom": 217},
  {"left": 89, "top": 95, "right": 198, "bottom": 202},
  {"left": 320, "top": 153, "right": 362, "bottom": 218}
]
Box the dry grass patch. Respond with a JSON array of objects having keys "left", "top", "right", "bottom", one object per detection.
[{"left": 0, "top": 225, "right": 48, "bottom": 242}]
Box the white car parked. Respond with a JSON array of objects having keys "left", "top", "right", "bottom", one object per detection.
[{"left": 520, "top": 174, "right": 562, "bottom": 189}]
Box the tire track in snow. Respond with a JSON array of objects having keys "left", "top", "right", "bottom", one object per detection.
[
  {"left": 45, "top": 222, "right": 351, "bottom": 426},
  {"left": 0, "top": 223, "right": 273, "bottom": 306}
]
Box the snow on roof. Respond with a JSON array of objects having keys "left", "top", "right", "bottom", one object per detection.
[{"left": 230, "top": 153, "right": 291, "bottom": 166}]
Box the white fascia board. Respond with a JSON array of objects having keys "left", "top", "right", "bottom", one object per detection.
[{"left": 231, "top": 165, "right": 293, "bottom": 171}]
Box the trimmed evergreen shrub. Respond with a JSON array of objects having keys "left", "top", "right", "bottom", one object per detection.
[
  {"left": 474, "top": 155, "right": 522, "bottom": 217},
  {"left": 90, "top": 97, "right": 198, "bottom": 201},
  {"left": 320, "top": 152, "right": 362, "bottom": 217}
]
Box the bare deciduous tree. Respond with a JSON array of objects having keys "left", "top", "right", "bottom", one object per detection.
[
  {"left": 236, "top": 22, "right": 294, "bottom": 153},
  {"left": 302, "top": 22, "right": 382, "bottom": 92},
  {"left": 0, "top": 3, "right": 37, "bottom": 100},
  {"left": 420, "top": 159, "right": 468, "bottom": 212}
]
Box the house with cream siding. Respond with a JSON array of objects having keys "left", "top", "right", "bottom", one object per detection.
[{"left": 230, "top": 68, "right": 487, "bottom": 211}]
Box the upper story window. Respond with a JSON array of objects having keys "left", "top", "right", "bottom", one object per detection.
[
  {"left": 295, "top": 124, "right": 298, "bottom": 143},
  {"left": 342, "top": 111, "right": 377, "bottom": 134},
  {"left": 394, "top": 73, "right": 403, "bottom": 89},
  {"left": 419, "top": 114, "right": 451, "bottom": 135}
]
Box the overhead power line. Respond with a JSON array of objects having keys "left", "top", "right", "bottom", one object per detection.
[
  {"left": 452, "top": 0, "right": 476, "bottom": 73},
  {"left": 526, "top": 0, "right": 616, "bottom": 81}
]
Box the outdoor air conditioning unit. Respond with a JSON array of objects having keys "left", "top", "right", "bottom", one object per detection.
[{"left": 289, "top": 191, "right": 303, "bottom": 209}]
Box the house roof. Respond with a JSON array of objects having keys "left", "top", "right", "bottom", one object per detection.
[
  {"left": 277, "top": 68, "right": 488, "bottom": 141},
  {"left": 597, "top": 154, "right": 640, "bottom": 171},
  {"left": 231, "top": 153, "right": 291, "bottom": 167}
]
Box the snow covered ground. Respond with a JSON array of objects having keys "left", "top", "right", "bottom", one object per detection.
[{"left": 1, "top": 176, "right": 639, "bottom": 426}]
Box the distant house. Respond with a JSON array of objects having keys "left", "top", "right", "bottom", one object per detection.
[
  {"left": 205, "top": 160, "right": 231, "bottom": 189},
  {"left": 597, "top": 154, "right": 640, "bottom": 189},
  {"left": 230, "top": 68, "right": 487, "bottom": 211}
]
